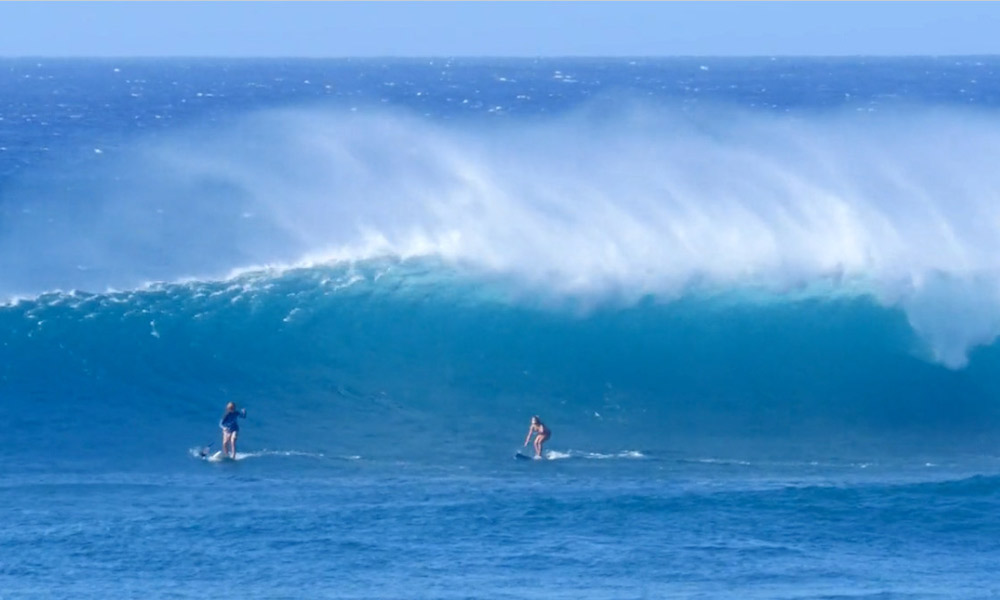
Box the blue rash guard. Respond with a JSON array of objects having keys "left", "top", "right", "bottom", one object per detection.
[{"left": 220, "top": 409, "right": 246, "bottom": 433}]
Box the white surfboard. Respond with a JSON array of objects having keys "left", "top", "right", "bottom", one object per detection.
[{"left": 206, "top": 450, "right": 236, "bottom": 462}]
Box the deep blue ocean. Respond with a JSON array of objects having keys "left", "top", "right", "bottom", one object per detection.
[{"left": 3, "top": 57, "right": 1000, "bottom": 598}]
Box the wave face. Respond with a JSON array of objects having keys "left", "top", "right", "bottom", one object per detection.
[
  {"left": 4, "top": 260, "right": 1000, "bottom": 465},
  {"left": 3, "top": 58, "right": 1000, "bottom": 463}
]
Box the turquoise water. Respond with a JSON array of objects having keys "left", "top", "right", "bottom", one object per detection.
[{"left": 3, "top": 58, "right": 1000, "bottom": 598}]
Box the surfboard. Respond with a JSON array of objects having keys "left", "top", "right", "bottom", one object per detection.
[
  {"left": 514, "top": 452, "right": 534, "bottom": 461},
  {"left": 206, "top": 450, "right": 235, "bottom": 462}
]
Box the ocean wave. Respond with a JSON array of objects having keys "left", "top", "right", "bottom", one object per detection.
[
  {"left": 5, "top": 105, "right": 1000, "bottom": 365},
  {"left": 2, "top": 258, "right": 1000, "bottom": 466}
]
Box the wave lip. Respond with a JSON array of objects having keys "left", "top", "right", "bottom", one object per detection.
[{"left": 7, "top": 105, "right": 1000, "bottom": 366}]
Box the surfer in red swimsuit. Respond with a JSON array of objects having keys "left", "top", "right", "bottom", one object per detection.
[{"left": 524, "top": 415, "right": 551, "bottom": 459}]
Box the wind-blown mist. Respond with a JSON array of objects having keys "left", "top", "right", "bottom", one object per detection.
[{"left": 4, "top": 104, "right": 1000, "bottom": 367}]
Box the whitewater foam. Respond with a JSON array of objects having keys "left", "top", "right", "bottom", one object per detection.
[
  {"left": 541, "top": 450, "right": 647, "bottom": 461},
  {"left": 6, "top": 103, "right": 1000, "bottom": 365},
  {"left": 189, "top": 447, "right": 327, "bottom": 462}
]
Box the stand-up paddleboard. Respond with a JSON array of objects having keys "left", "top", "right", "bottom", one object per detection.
[{"left": 206, "top": 450, "right": 236, "bottom": 462}]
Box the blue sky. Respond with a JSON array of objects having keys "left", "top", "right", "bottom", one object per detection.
[{"left": 1, "top": 2, "right": 998, "bottom": 57}]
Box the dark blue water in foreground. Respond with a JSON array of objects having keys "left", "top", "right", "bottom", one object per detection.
[{"left": 3, "top": 58, "right": 1000, "bottom": 598}]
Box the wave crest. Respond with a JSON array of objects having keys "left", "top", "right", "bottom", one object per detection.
[{"left": 5, "top": 105, "right": 1000, "bottom": 365}]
